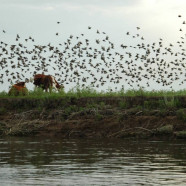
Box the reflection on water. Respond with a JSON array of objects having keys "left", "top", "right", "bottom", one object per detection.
[{"left": 0, "top": 137, "right": 186, "bottom": 185}]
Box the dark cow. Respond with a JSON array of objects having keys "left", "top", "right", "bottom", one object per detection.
[
  {"left": 8, "top": 82, "right": 28, "bottom": 96},
  {"left": 33, "top": 74, "right": 62, "bottom": 92}
]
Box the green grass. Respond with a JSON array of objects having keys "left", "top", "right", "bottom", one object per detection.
[{"left": 0, "top": 87, "right": 186, "bottom": 99}]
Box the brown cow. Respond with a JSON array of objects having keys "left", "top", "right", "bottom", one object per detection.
[
  {"left": 8, "top": 82, "right": 28, "bottom": 96},
  {"left": 33, "top": 74, "right": 62, "bottom": 92}
]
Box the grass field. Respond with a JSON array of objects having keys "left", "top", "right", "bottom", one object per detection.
[{"left": 0, "top": 86, "right": 186, "bottom": 99}]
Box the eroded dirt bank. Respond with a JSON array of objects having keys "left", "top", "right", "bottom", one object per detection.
[{"left": 0, "top": 96, "right": 186, "bottom": 139}]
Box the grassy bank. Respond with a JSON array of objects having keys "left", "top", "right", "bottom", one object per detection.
[
  {"left": 1, "top": 87, "right": 186, "bottom": 99},
  {"left": 0, "top": 88, "right": 186, "bottom": 139},
  {"left": 0, "top": 88, "right": 186, "bottom": 110}
]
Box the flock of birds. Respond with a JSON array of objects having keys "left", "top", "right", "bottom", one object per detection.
[{"left": 0, "top": 15, "right": 186, "bottom": 92}]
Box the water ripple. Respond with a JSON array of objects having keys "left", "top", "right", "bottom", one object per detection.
[{"left": 0, "top": 137, "right": 186, "bottom": 185}]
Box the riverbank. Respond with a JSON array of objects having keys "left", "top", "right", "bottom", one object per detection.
[{"left": 0, "top": 96, "right": 186, "bottom": 139}]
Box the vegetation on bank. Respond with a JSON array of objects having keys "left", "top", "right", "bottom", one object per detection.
[
  {"left": 1, "top": 87, "right": 186, "bottom": 99},
  {"left": 0, "top": 87, "right": 186, "bottom": 138},
  {"left": 0, "top": 96, "right": 186, "bottom": 138}
]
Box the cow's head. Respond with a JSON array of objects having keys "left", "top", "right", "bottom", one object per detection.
[{"left": 54, "top": 78, "right": 64, "bottom": 90}]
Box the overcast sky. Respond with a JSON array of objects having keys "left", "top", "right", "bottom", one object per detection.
[
  {"left": 0, "top": 0, "right": 186, "bottom": 91},
  {"left": 1, "top": 0, "right": 185, "bottom": 41}
]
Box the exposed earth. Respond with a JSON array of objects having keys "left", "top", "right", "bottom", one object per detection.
[{"left": 0, "top": 96, "right": 186, "bottom": 139}]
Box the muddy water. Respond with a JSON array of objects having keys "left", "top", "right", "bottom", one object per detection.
[{"left": 0, "top": 137, "right": 186, "bottom": 186}]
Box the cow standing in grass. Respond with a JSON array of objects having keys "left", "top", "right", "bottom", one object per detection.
[
  {"left": 33, "top": 74, "right": 62, "bottom": 92},
  {"left": 8, "top": 82, "right": 28, "bottom": 96}
]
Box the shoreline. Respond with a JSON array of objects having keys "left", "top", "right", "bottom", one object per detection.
[{"left": 0, "top": 96, "right": 186, "bottom": 139}]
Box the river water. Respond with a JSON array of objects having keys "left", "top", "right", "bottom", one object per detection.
[{"left": 0, "top": 137, "right": 186, "bottom": 186}]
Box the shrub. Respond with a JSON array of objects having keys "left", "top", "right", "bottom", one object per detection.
[
  {"left": 143, "top": 100, "right": 164, "bottom": 109},
  {"left": 176, "top": 131, "right": 186, "bottom": 138},
  {"left": 64, "top": 105, "right": 79, "bottom": 116},
  {"left": 0, "top": 107, "right": 6, "bottom": 115},
  {"left": 156, "top": 125, "right": 173, "bottom": 134},
  {"left": 99, "top": 102, "right": 106, "bottom": 109},
  {"left": 119, "top": 101, "right": 128, "bottom": 109},
  {"left": 95, "top": 113, "right": 104, "bottom": 121},
  {"left": 164, "top": 96, "right": 181, "bottom": 108},
  {"left": 176, "top": 109, "right": 186, "bottom": 121}
]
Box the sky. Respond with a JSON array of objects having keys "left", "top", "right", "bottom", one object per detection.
[
  {"left": 1, "top": 0, "right": 186, "bottom": 43},
  {"left": 0, "top": 0, "right": 186, "bottom": 92}
]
